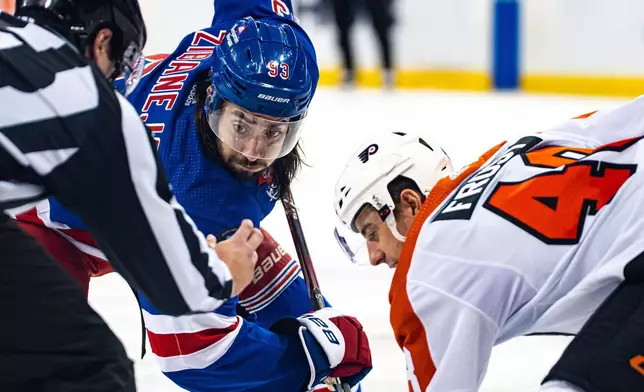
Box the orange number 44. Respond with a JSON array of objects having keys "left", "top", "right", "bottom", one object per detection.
[{"left": 484, "top": 147, "right": 636, "bottom": 245}]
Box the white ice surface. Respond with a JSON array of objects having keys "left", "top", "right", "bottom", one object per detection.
[{"left": 88, "top": 88, "right": 630, "bottom": 391}]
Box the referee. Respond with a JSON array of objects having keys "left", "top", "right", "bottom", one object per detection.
[{"left": 0, "top": 0, "right": 261, "bottom": 390}]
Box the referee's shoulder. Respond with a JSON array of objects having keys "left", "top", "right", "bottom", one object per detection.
[{"left": 0, "top": 15, "right": 108, "bottom": 97}]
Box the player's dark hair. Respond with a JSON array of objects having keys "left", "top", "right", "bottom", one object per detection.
[
  {"left": 388, "top": 175, "right": 425, "bottom": 218},
  {"left": 194, "top": 75, "right": 305, "bottom": 199},
  {"left": 15, "top": 0, "right": 146, "bottom": 81}
]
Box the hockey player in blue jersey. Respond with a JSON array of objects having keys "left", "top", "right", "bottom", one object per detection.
[{"left": 14, "top": 0, "right": 372, "bottom": 391}]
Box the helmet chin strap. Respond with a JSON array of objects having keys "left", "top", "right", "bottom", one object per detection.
[
  {"left": 367, "top": 194, "right": 408, "bottom": 242},
  {"left": 384, "top": 213, "right": 407, "bottom": 242}
]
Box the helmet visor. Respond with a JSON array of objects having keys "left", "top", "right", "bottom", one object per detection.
[
  {"left": 206, "top": 97, "right": 307, "bottom": 161},
  {"left": 334, "top": 224, "right": 372, "bottom": 266},
  {"left": 334, "top": 200, "right": 406, "bottom": 267}
]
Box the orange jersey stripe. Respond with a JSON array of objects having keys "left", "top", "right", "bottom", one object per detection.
[
  {"left": 0, "top": 0, "right": 13, "bottom": 13},
  {"left": 389, "top": 142, "right": 504, "bottom": 391},
  {"left": 572, "top": 110, "right": 598, "bottom": 119}
]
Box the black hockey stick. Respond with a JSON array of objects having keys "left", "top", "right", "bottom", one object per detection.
[{"left": 281, "top": 188, "right": 352, "bottom": 392}]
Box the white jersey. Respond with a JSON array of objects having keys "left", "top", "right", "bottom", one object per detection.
[{"left": 390, "top": 95, "right": 644, "bottom": 392}]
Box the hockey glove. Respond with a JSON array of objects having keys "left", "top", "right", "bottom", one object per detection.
[
  {"left": 238, "top": 228, "right": 302, "bottom": 318},
  {"left": 270, "top": 308, "right": 372, "bottom": 390}
]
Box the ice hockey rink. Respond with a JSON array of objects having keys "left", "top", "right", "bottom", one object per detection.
[{"left": 88, "top": 88, "right": 631, "bottom": 391}]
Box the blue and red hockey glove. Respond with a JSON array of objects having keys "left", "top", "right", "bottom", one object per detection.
[{"left": 271, "top": 308, "right": 372, "bottom": 390}]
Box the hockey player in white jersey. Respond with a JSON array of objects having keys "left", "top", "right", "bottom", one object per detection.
[{"left": 332, "top": 99, "right": 644, "bottom": 392}]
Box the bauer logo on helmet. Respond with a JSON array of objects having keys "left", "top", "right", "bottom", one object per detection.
[{"left": 257, "top": 93, "right": 291, "bottom": 104}]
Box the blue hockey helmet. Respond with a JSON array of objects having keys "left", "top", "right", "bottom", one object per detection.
[{"left": 206, "top": 17, "right": 314, "bottom": 161}]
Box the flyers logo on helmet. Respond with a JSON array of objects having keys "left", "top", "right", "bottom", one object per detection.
[{"left": 358, "top": 144, "right": 379, "bottom": 163}]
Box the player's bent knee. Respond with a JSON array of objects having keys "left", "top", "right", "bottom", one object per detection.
[{"left": 543, "top": 281, "right": 644, "bottom": 392}]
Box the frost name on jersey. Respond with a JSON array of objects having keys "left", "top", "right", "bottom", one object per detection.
[{"left": 433, "top": 136, "right": 542, "bottom": 221}]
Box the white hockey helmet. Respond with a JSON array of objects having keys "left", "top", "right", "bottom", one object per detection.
[{"left": 333, "top": 131, "right": 453, "bottom": 265}]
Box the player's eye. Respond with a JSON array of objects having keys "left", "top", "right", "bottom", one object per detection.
[
  {"left": 366, "top": 229, "right": 378, "bottom": 242},
  {"left": 265, "top": 127, "right": 284, "bottom": 140},
  {"left": 232, "top": 123, "right": 249, "bottom": 135}
]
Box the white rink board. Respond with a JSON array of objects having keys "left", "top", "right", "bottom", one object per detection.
[
  {"left": 136, "top": 0, "right": 491, "bottom": 73},
  {"left": 137, "top": 0, "right": 644, "bottom": 82},
  {"left": 89, "top": 89, "right": 629, "bottom": 391},
  {"left": 522, "top": 0, "right": 644, "bottom": 76}
]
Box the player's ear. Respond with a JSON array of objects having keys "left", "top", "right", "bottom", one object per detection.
[
  {"left": 399, "top": 189, "right": 421, "bottom": 217},
  {"left": 86, "top": 28, "right": 113, "bottom": 60},
  {"left": 85, "top": 28, "right": 115, "bottom": 78}
]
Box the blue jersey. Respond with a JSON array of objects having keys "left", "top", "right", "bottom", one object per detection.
[
  {"left": 48, "top": 0, "right": 319, "bottom": 254},
  {"left": 46, "top": 0, "right": 319, "bottom": 315},
  {"left": 13, "top": 1, "right": 348, "bottom": 391}
]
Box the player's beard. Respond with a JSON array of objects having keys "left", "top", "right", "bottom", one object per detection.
[{"left": 225, "top": 155, "right": 269, "bottom": 181}]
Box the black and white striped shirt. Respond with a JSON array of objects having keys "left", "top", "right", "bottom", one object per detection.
[{"left": 0, "top": 13, "right": 232, "bottom": 315}]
